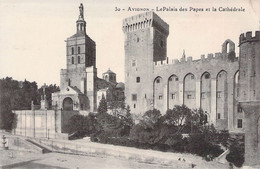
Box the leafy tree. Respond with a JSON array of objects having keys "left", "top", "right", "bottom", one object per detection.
[
  {"left": 217, "top": 130, "right": 230, "bottom": 149},
  {"left": 187, "top": 125, "right": 223, "bottom": 158},
  {"left": 226, "top": 134, "right": 244, "bottom": 167},
  {"left": 0, "top": 96, "right": 16, "bottom": 131},
  {"left": 97, "top": 94, "right": 107, "bottom": 114},
  {"left": 164, "top": 105, "right": 192, "bottom": 134},
  {"left": 66, "top": 113, "right": 101, "bottom": 139},
  {"left": 117, "top": 105, "right": 134, "bottom": 136},
  {"left": 66, "top": 114, "right": 86, "bottom": 134},
  {"left": 129, "top": 109, "right": 164, "bottom": 144},
  {"left": 0, "top": 77, "right": 59, "bottom": 130}
]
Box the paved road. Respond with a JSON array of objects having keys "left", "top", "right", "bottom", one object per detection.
[{"left": 1, "top": 150, "right": 180, "bottom": 169}]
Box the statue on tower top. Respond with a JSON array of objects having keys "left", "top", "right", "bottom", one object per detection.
[{"left": 79, "top": 3, "right": 84, "bottom": 19}]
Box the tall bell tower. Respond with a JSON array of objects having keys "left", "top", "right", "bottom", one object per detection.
[{"left": 56, "top": 3, "right": 97, "bottom": 112}]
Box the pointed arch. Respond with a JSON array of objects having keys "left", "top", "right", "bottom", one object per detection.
[
  {"left": 201, "top": 71, "right": 211, "bottom": 116},
  {"left": 168, "top": 74, "right": 179, "bottom": 109},
  {"left": 216, "top": 70, "right": 228, "bottom": 121},
  {"left": 153, "top": 76, "right": 164, "bottom": 113},
  {"left": 183, "top": 73, "right": 196, "bottom": 109}
]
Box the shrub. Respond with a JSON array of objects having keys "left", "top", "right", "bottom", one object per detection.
[{"left": 226, "top": 134, "right": 244, "bottom": 167}]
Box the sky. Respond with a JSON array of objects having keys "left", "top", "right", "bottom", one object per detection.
[{"left": 0, "top": 0, "right": 259, "bottom": 87}]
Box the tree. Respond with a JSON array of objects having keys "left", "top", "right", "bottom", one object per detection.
[
  {"left": 164, "top": 105, "right": 192, "bottom": 134},
  {"left": 0, "top": 96, "right": 17, "bottom": 131},
  {"left": 187, "top": 125, "right": 223, "bottom": 159},
  {"left": 97, "top": 94, "right": 107, "bottom": 114},
  {"left": 0, "top": 77, "right": 60, "bottom": 130},
  {"left": 226, "top": 134, "right": 244, "bottom": 167},
  {"left": 129, "top": 109, "right": 163, "bottom": 144},
  {"left": 117, "top": 105, "right": 134, "bottom": 136}
]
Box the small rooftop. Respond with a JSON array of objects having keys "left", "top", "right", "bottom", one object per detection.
[{"left": 103, "top": 68, "right": 115, "bottom": 75}]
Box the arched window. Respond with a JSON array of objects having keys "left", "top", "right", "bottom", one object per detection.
[
  {"left": 78, "top": 47, "right": 80, "bottom": 54},
  {"left": 72, "top": 57, "right": 74, "bottom": 64},
  {"left": 71, "top": 47, "right": 74, "bottom": 55},
  {"left": 78, "top": 56, "right": 80, "bottom": 64}
]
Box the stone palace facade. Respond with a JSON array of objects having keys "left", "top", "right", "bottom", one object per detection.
[{"left": 122, "top": 11, "right": 258, "bottom": 133}]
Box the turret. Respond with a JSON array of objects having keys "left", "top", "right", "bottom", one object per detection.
[
  {"left": 238, "top": 30, "right": 260, "bottom": 166},
  {"left": 76, "top": 3, "right": 86, "bottom": 34}
]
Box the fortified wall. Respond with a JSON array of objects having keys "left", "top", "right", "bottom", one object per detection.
[
  {"left": 123, "top": 11, "right": 243, "bottom": 132},
  {"left": 153, "top": 41, "right": 239, "bottom": 131}
]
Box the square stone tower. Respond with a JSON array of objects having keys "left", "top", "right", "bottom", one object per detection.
[
  {"left": 122, "top": 12, "right": 169, "bottom": 115},
  {"left": 53, "top": 4, "right": 97, "bottom": 112}
]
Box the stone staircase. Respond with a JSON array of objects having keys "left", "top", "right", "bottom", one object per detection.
[{"left": 25, "top": 139, "right": 51, "bottom": 154}]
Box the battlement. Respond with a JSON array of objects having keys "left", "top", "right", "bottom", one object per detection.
[
  {"left": 154, "top": 52, "right": 238, "bottom": 66},
  {"left": 60, "top": 69, "right": 68, "bottom": 75},
  {"left": 122, "top": 11, "right": 169, "bottom": 35},
  {"left": 239, "top": 31, "right": 260, "bottom": 45}
]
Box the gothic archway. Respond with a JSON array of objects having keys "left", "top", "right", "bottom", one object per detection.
[{"left": 63, "top": 97, "right": 73, "bottom": 111}]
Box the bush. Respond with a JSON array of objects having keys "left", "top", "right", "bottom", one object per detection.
[
  {"left": 226, "top": 134, "right": 244, "bottom": 167},
  {"left": 187, "top": 125, "right": 224, "bottom": 159}
]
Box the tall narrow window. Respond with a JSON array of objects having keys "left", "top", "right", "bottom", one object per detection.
[
  {"left": 136, "top": 77, "right": 140, "bottom": 83},
  {"left": 78, "top": 56, "right": 80, "bottom": 64},
  {"left": 71, "top": 47, "right": 74, "bottom": 55},
  {"left": 72, "top": 57, "right": 74, "bottom": 64},
  {"left": 78, "top": 47, "right": 80, "bottom": 54},
  {"left": 217, "top": 113, "right": 221, "bottom": 119},
  {"left": 237, "top": 119, "right": 243, "bottom": 128}
]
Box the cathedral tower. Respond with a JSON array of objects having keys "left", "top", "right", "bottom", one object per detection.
[
  {"left": 53, "top": 4, "right": 97, "bottom": 112},
  {"left": 122, "top": 12, "right": 169, "bottom": 115}
]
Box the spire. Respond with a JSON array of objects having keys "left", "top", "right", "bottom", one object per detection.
[
  {"left": 76, "top": 3, "right": 86, "bottom": 34},
  {"left": 182, "top": 49, "right": 186, "bottom": 59}
]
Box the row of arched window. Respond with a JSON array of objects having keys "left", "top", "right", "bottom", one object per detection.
[
  {"left": 71, "top": 56, "right": 81, "bottom": 64},
  {"left": 71, "top": 47, "right": 81, "bottom": 55}
]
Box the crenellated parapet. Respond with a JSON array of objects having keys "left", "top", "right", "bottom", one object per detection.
[
  {"left": 154, "top": 39, "right": 238, "bottom": 66},
  {"left": 239, "top": 31, "right": 260, "bottom": 46},
  {"left": 60, "top": 69, "right": 68, "bottom": 75},
  {"left": 154, "top": 52, "right": 238, "bottom": 66},
  {"left": 122, "top": 11, "right": 169, "bottom": 35}
]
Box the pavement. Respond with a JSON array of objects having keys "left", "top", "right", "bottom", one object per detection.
[
  {"left": 0, "top": 150, "right": 180, "bottom": 169},
  {"left": 0, "top": 131, "right": 229, "bottom": 169}
]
